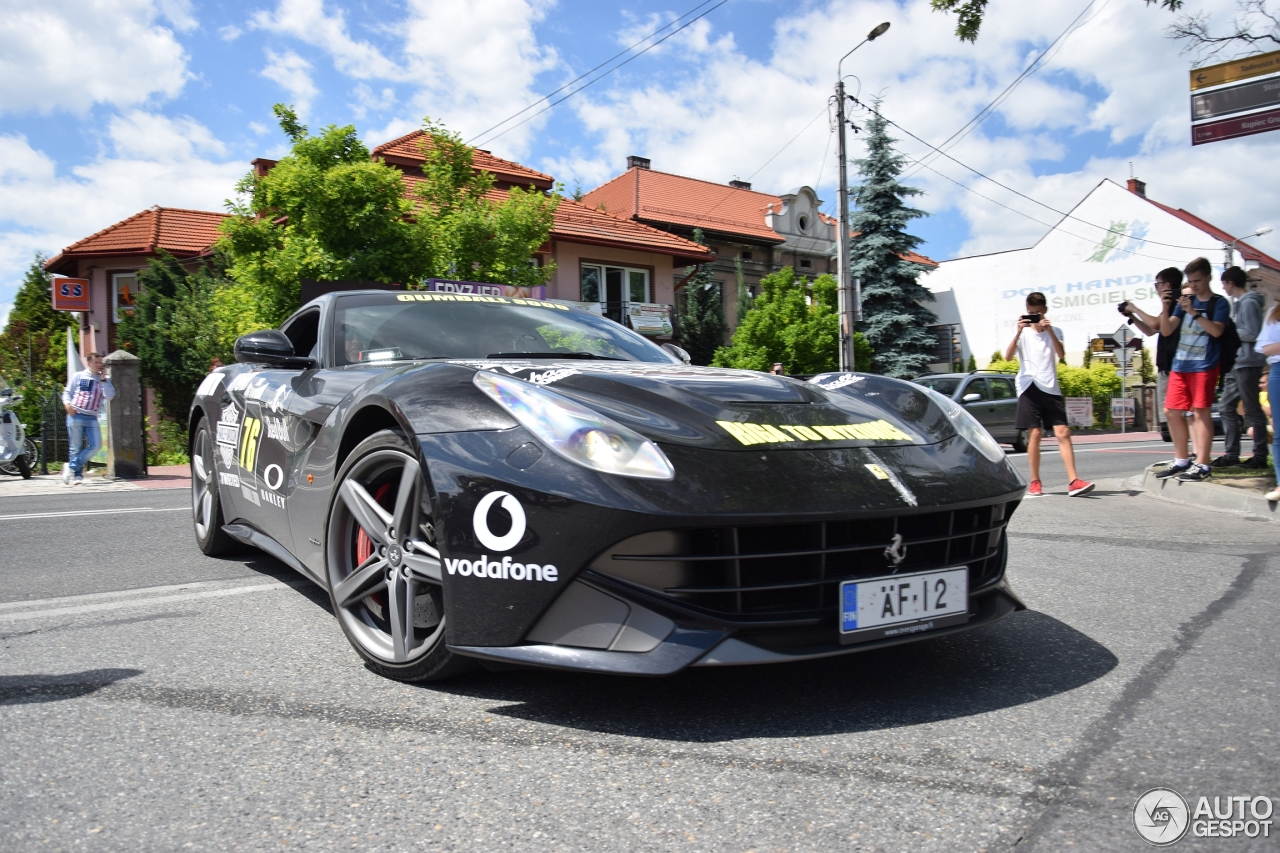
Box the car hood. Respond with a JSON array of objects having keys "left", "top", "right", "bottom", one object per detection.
[{"left": 448, "top": 360, "right": 954, "bottom": 452}]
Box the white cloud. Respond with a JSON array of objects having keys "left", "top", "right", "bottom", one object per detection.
[
  {"left": 543, "top": 0, "right": 1280, "bottom": 264},
  {"left": 0, "top": 115, "right": 244, "bottom": 315},
  {"left": 349, "top": 83, "right": 397, "bottom": 119},
  {"left": 261, "top": 50, "right": 319, "bottom": 117},
  {"left": 0, "top": 0, "right": 191, "bottom": 114},
  {"left": 250, "top": 0, "right": 403, "bottom": 79},
  {"left": 219, "top": 24, "right": 243, "bottom": 41}
]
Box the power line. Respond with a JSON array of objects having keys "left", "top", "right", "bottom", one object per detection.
[
  {"left": 698, "top": 104, "right": 829, "bottom": 218},
  {"left": 904, "top": 0, "right": 1108, "bottom": 179},
  {"left": 853, "top": 97, "right": 1222, "bottom": 252},
  {"left": 466, "top": 0, "right": 717, "bottom": 145},
  {"left": 470, "top": 0, "right": 729, "bottom": 148}
]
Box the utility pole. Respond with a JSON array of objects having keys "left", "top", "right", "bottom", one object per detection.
[{"left": 835, "top": 22, "right": 889, "bottom": 372}]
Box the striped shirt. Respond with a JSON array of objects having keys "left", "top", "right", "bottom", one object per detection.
[{"left": 62, "top": 370, "right": 115, "bottom": 415}]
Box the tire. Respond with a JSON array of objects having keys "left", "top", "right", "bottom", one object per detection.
[
  {"left": 190, "top": 420, "right": 237, "bottom": 555},
  {"left": 14, "top": 453, "right": 31, "bottom": 479},
  {"left": 325, "top": 429, "right": 475, "bottom": 682},
  {"left": 1010, "top": 430, "right": 1028, "bottom": 454}
]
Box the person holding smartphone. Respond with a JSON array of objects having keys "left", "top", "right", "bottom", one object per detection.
[
  {"left": 1004, "top": 292, "right": 1093, "bottom": 497},
  {"left": 1155, "top": 257, "right": 1230, "bottom": 482},
  {"left": 61, "top": 352, "right": 115, "bottom": 485}
]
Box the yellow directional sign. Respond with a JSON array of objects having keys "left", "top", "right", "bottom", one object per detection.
[{"left": 1190, "top": 49, "right": 1280, "bottom": 91}]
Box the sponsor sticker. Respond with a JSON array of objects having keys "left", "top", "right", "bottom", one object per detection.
[
  {"left": 218, "top": 472, "right": 240, "bottom": 487},
  {"left": 396, "top": 292, "right": 570, "bottom": 310},
  {"left": 813, "top": 373, "right": 865, "bottom": 391},
  {"left": 526, "top": 368, "right": 581, "bottom": 386},
  {"left": 716, "top": 419, "right": 913, "bottom": 446},
  {"left": 473, "top": 491, "right": 526, "bottom": 551},
  {"left": 443, "top": 555, "right": 558, "bottom": 582},
  {"left": 240, "top": 484, "right": 260, "bottom": 506},
  {"left": 196, "top": 372, "right": 224, "bottom": 398}
]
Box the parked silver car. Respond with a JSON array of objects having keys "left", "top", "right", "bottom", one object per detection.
[{"left": 912, "top": 372, "right": 1027, "bottom": 453}]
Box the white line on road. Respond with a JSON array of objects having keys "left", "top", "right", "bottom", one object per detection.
[
  {"left": 0, "top": 579, "right": 297, "bottom": 622},
  {"left": 0, "top": 507, "right": 187, "bottom": 521}
]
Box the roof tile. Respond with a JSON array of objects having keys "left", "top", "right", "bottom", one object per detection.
[
  {"left": 373, "top": 130, "right": 554, "bottom": 188},
  {"left": 583, "top": 168, "right": 784, "bottom": 243},
  {"left": 56, "top": 207, "right": 228, "bottom": 258}
]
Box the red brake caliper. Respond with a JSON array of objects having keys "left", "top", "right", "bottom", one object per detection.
[{"left": 355, "top": 482, "right": 395, "bottom": 566}]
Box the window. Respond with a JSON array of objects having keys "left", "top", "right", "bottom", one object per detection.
[
  {"left": 799, "top": 259, "right": 812, "bottom": 269},
  {"left": 741, "top": 251, "right": 753, "bottom": 261},
  {"left": 579, "top": 264, "right": 650, "bottom": 304},
  {"left": 989, "top": 377, "right": 1016, "bottom": 400},
  {"left": 113, "top": 272, "right": 140, "bottom": 322},
  {"left": 282, "top": 309, "right": 320, "bottom": 361},
  {"left": 798, "top": 215, "right": 810, "bottom": 232},
  {"left": 962, "top": 379, "right": 990, "bottom": 401}
]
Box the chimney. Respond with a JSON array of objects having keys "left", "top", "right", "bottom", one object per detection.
[
  {"left": 252, "top": 157, "right": 279, "bottom": 178},
  {"left": 729, "top": 179, "right": 752, "bottom": 190},
  {"left": 627, "top": 155, "right": 651, "bottom": 170},
  {"left": 1126, "top": 177, "right": 1146, "bottom": 198}
]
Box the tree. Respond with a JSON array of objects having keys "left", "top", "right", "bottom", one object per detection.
[
  {"left": 218, "top": 107, "right": 559, "bottom": 328},
  {"left": 1168, "top": 0, "right": 1279, "bottom": 60},
  {"left": 848, "top": 100, "right": 938, "bottom": 378},
  {"left": 412, "top": 120, "right": 560, "bottom": 289},
  {"left": 116, "top": 252, "right": 238, "bottom": 425},
  {"left": 966, "top": 353, "right": 977, "bottom": 372},
  {"left": 0, "top": 254, "right": 72, "bottom": 429},
  {"left": 932, "top": 0, "right": 1182, "bottom": 43},
  {"left": 712, "top": 267, "right": 871, "bottom": 374},
  {"left": 1139, "top": 340, "right": 1156, "bottom": 383},
  {"left": 676, "top": 230, "right": 726, "bottom": 366}
]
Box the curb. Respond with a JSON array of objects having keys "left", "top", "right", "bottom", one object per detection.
[{"left": 1142, "top": 465, "right": 1278, "bottom": 521}]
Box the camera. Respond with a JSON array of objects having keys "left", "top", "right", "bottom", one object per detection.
[
  {"left": 1020, "top": 313, "right": 1042, "bottom": 323},
  {"left": 1117, "top": 300, "right": 1130, "bottom": 314}
]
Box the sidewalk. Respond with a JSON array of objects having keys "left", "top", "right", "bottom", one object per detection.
[
  {"left": 1041, "top": 431, "right": 1162, "bottom": 445},
  {"left": 1142, "top": 463, "right": 1277, "bottom": 520},
  {"left": 0, "top": 464, "right": 191, "bottom": 498}
]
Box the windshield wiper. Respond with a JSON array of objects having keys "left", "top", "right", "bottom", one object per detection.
[{"left": 483, "top": 352, "right": 626, "bottom": 361}]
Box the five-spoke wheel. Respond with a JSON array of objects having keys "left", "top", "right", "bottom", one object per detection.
[{"left": 326, "top": 430, "right": 473, "bottom": 681}]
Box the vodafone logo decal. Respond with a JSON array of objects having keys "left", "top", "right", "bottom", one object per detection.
[{"left": 472, "top": 491, "right": 526, "bottom": 552}]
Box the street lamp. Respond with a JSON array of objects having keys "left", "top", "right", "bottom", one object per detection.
[
  {"left": 1224, "top": 226, "right": 1272, "bottom": 269},
  {"left": 835, "top": 21, "right": 890, "bottom": 372}
]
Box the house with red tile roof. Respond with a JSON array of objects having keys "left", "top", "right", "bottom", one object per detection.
[
  {"left": 582, "top": 157, "right": 938, "bottom": 329},
  {"left": 923, "top": 177, "right": 1280, "bottom": 371},
  {"left": 45, "top": 206, "right": 228, "bottom": 356},
  {"left": 374, "top": 132, "right": 713, "bottom": 330}
]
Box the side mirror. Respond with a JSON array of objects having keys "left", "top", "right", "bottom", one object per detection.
[
  {"left": 234, "top": 330, "right": 316, "bottom": 369},
  {"left": 962, "top": 393, "right": 982, "bottom": 403},
  {"left": 661, "top": 343, "right": 691, "bottom": 365}
]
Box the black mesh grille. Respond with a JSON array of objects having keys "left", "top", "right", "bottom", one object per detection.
[{"left": 590, "top": 501, "right": 1016, "bottom": 621}]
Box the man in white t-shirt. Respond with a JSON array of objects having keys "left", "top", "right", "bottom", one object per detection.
[{"left": 1004, "top": 292, "right": 1094, "bottom": 498}]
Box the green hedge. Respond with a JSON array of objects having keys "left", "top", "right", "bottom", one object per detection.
[{"left": 985, "top": 358, "right": 1122, "bottom": 426}]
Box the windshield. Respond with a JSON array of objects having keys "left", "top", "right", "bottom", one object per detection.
[
  {"left": 914, "top": 377, "right": 961, "bottom": 397},
  {"left": 332, "top": 292, "right": 675, "bottom": 366}
]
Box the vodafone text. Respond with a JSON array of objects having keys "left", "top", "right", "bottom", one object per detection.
[{"left": 444, "top": 555, "right": 558, "bottom": 582}]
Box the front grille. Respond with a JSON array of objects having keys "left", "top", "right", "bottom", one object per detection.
[{"left": 590, "top": 501, "right": 1017, "bottom": 623}]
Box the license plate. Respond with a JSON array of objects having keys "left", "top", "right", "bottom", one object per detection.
[{"left": 839, "top": 567, "right": 969, "bottom": 644}]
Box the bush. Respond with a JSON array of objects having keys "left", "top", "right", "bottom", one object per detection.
[{"left": 147, "top": 418, "right": 190, "bottom": 467}]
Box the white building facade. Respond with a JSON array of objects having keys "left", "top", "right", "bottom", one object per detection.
[{"left": 924, "top": 178, "right": 1280, "bottom": 368}]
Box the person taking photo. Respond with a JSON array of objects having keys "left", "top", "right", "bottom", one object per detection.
[{"left": 1005, "top": 292, "right": 1094, "bottom": 498}]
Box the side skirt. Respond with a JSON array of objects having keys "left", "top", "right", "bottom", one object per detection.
[{"left": 222, "top": 523, "right": 325, "bottom": 586}]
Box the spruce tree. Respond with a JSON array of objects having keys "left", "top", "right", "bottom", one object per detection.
[
  {"left": 0, "top": 254, "right": 71, "bottom": 428},
  {"left": 677, "top": 229, "right": 726, "bottom": 365},
  {"left": 848, "top": 99, "right": 938, "bottom": 377}
]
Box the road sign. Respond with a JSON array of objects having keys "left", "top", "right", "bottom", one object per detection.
[
  {"left": 1190, "top": 48, "right": 1280, "bottom": 91},
  {"left": 51, "top": 277, "right": 90, "bottom": 312},
  {"left": 1113, "top": 325, "right": 1136, "bottom": 346},
  {"left": 1192, "top": 75, "right": 1280, "bottom": 121},
  {"left": 1192, "top": 106, "right": 1280, "bottom": 145}
]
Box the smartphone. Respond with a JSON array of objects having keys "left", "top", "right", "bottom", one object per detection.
[{"left": 1020, "top": 314, "right": 1042, "bottom": 323}]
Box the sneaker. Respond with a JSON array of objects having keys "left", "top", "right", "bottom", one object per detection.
[
  {"left": 72, "top": 475, "right": 84, "bottom": 486},
  {"left": 1067, "top": 478, "right": 1095, "bottom": 496},
  {"left": 1154, "top": 461, "right": 1192, "bottom": 479},
  {"left": 1241, "top": 455, "right": 1270, "bottom": 470},
  {"left": 62, "top": 463, "right": 72, "bottom": 485},
  {"left": 1210, "top": 455, "right": 1241, "bottom": 468},
  {"left": 1266, "top": 487, "right": 1280, "bottom": 502},
  {"left": 1027, "top": 480, "right": 1043, "bottom": 497},
  {"left": 1176, "top": 465, "right": 1212, "bottom": 482}
]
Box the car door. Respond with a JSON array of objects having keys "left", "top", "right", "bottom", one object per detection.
[
  {"left": 959, "top": 378, "right": 999, "bottom": 436},
  {"left": 986, "top": 376, "right": 1018, "bottom": 440}
]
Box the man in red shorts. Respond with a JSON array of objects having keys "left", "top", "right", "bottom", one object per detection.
[{"left": 1156, "top": 257, "right": 1231, "bottom": 481}]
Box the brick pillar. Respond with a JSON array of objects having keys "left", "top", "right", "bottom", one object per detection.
[{"left": 103, "top": 350, "right": 144, "bottom": 479}]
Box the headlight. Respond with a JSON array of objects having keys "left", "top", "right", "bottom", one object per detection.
[
  {"left": 473, "top": 371, "right": 675, "bottom": 480},
  {"left": 922, "top": 387, "right": 1006, "bottom": 463}
]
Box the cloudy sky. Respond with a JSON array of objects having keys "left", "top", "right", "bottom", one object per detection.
[{"left": 2, "top": 0, "right": 1278, "bottom": 325}]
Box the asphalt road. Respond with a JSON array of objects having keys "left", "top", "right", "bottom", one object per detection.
[{"left": 1, "top": 444, "right": 1275, "bottom": 852}]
